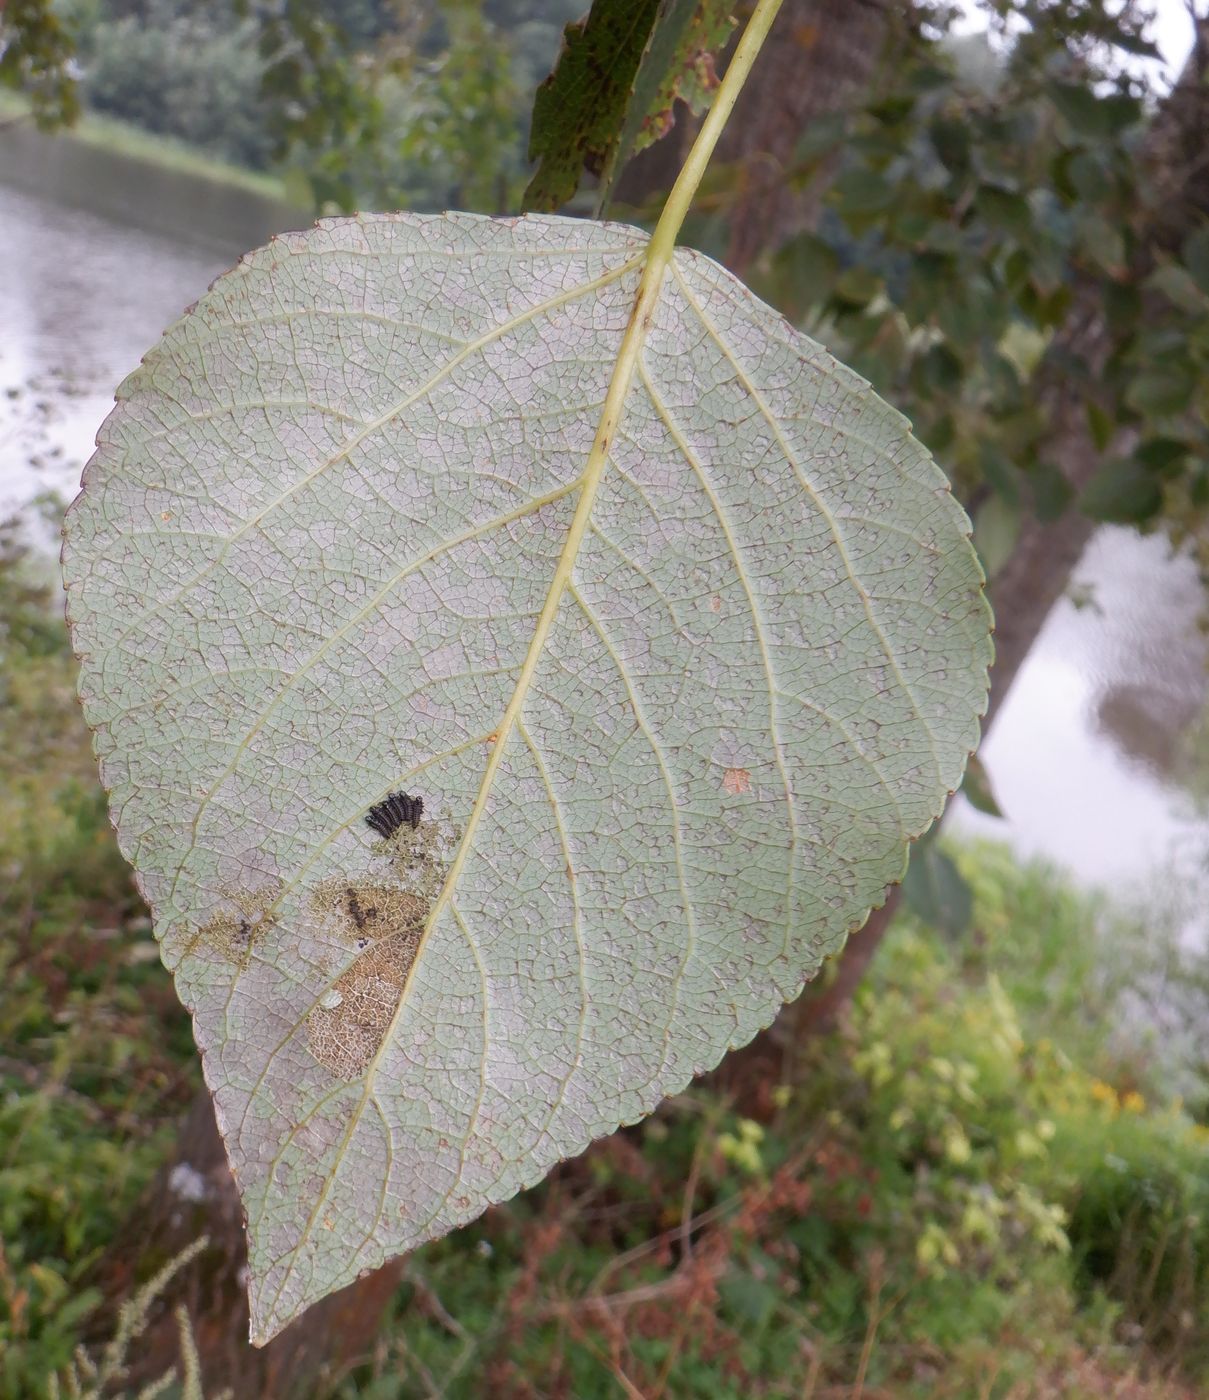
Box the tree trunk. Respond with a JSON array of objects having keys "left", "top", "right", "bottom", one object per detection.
[
  {"left": 715, "top": 0, "right": 910, "bottom": 274},
  {"left": 85, "top": 1089, "right": 404, "bottom": 1398},
  {"left": 792, "top": 16, "right": 1209, "bottom": 1036},
  {"left": 618, "top": 0, "right": 908, "bottom": 271}
]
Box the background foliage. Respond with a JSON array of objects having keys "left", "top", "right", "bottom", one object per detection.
[{"left": 748, "top": 6, "right": 1209, "bottom": 563}]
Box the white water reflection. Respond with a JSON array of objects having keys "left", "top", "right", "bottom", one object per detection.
[
  {"left": 954, "top": 528, "right": 1209, "bottom": 946},
  {"left": 0, "top": 183, "right": 228, "bottom": 516}
]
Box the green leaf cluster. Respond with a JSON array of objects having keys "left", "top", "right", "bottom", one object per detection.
[
  {"left": 0, "top": 0, "right": 80, "bottom": 128},
  {"left": 750, "top": 8, "right": 1208, "bottom": 556}
]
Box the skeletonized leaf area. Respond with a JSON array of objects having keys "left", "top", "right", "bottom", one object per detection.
[{"left": 62, "top": 212, "right": 992, "bottom": 1340}]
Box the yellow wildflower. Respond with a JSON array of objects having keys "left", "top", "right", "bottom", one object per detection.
[
  {"left": 1014, "top": 1129, "right": 1046, "bottom": 1160},
  {"left": 1089, "top": 1079, "right": 1118, "bottom": 1110},
  {"left": 943, "top": 1125, "right": 972, "bottom": 1165}
]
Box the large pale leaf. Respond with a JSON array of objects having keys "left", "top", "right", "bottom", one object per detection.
[{"left": 62, "top": 211, "right": 991, "bottom": 1341}]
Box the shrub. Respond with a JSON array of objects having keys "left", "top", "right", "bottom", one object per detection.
[{"left": 82, "top": 1, "right": 272, "bottom": 169}]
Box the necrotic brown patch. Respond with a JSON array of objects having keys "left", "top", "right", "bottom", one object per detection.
[
  {"left": 180, "top": 885, "right": 280, "bottom": 969},
  {"left": 306, "top": 940, "right": 423, "bottom": 1079},
  {"left": 305, "top": 818, "right": 457, "bottom": 1078}
]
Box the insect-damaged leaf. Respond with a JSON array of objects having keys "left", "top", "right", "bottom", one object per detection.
[
  {"left": 62, "top": 212, "right": 992, "bottom": 1341},
  {"left": 525, "top": 0, "right": 661, "bottom": 212},
  {"left": 597, "top": 0, "right": 736, "bottom": 210},
  {"left": 524, "top": 0, "right": 735, "bottom": 212}
]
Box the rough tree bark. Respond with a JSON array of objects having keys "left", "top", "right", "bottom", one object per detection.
[
  {"left": 714, "top": 0, "right": 911, "bottom": 273},
  {"left": 789, "top": 16, "right": 1209, "bottom": 1042}
]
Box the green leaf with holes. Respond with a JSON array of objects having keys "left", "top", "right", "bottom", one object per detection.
[
  {"left": 524, "top": 0, "right": 735, "bottom": 213},
  {"left": 524, "top": 0, "right": 661, "bottom": 212},
  {"left": 61, "top": 211, "right": 992, "bottom": 1342},
  {"left": 596, "top": 0, "right": 736, "bottom": 209}
]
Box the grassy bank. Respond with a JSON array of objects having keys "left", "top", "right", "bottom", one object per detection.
[
  {"left": 0, "top": 90, "right": 291, "bottom": 202},
  {"left": 2, "top": 518, "right": 1207, "bottom": 1398},
  {"left": 0, "top": 93, "right": 307, "bottom": 256}
]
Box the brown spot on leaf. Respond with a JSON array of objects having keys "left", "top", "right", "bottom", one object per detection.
[
  {"left": 723, "top": 767, "right": 751, "bottom": 795},
  {"left": 181, "top": 885, "right": 280, "bottom": 969},
  {"left": 305, "top": 885, "right": 427, "bottom": 1080},
  {"left": 310, "top": 877, "right": 427, "bottom": 947},
  {"left": 305, "top": 816, "right": 459, "bottom": 1079}
]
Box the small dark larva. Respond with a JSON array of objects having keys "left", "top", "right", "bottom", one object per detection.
[{"left": 365, "top": 791, "right": 423, "bottom": 839}]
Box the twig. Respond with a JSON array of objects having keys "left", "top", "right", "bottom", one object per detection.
[
  {"left": 679, "top": 1131, "right": 707, "bottom": 1263},
  {"left": 583, "top": 1197, "right": 732, "bottom": 1301},
  {"left": 800, "top": 1341, "right": 823, "bottom": 1400},
  {"left": 851, "top": 1269, "right": 882, "bottom": 1400},
  {"left": 403, "top": 1265, "right": 470, "bottom": 1341}
]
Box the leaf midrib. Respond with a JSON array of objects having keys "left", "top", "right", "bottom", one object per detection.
[{"left": 259, "top": 228, "right": 685, "bottom": 1325}]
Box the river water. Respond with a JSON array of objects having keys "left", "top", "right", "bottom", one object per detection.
[
  {"left": 1, "top": 184, "right": 230, "bottom": 519},
  {"left": 4, "top": 181, "right": 1208, "bottom": 939},
  {"left": 953, "top": 528, "right": 1209, "bottom": 944}
]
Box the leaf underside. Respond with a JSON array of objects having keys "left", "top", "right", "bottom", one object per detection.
[{"left": 62, "top": 212, "right": 992, "bottom": 1341}]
